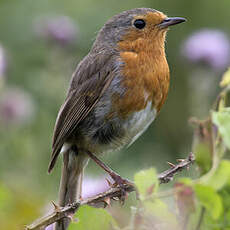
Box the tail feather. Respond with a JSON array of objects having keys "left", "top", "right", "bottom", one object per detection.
[{"left": 54, "top": 147, "right": 87, "bottom": 230}]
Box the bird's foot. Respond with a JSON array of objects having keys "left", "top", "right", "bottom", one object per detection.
[
  {"left": 110, "top": 172, "right": 133, "bottom": 188},
  {"left": 85, "top": 150, "right": 137, "bottom": 202},
  {"left": 107, "top": 172, "right": 138, "bottom": 203}
]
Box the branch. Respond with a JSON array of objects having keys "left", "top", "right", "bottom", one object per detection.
[
  {"left": 26, "top": 152, "right": 195, "bottom": 230},
  {"left": 158, "top": 152, "right": 195, "bottom": 183},
  {"left": 25, "top": 202, "right": 80, "bottom": 230}
]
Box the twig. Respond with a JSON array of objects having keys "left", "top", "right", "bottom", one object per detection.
[
  {"left": 25, "top": 203, "right": 80, "bottom": 230},
  {"left": 25, "top": 186, "right": 134, "bottom": 230},
  {"left": 158, "top": 152, "right": 195, "bottom": 183},
  {"left": 25, "top": 152, "right": 195, "bottom": 230}
]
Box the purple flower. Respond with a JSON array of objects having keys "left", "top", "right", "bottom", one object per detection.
[
  {"left": 82, "top": 176, "right": 110, "bottom": 199},
  {"left": 35, "top": 16, "right": 78, "bottom": 46},
  {"left": 181, "top": 29, "right": 230, "bottom": 70},
  {"left": 0, "top": 88, "right": 35, "bottom": 125}
]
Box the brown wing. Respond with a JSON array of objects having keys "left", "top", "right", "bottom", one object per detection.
[{"left": 48, "top": 53, "right": 115, "bottom": 172}]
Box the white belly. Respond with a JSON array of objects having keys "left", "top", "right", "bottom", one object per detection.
[
  {"left": 124, "top": 100, "right": 157, "bottom": 147},
  {"left": 61, "top": 101, "right": 157, "bottom": 155}
]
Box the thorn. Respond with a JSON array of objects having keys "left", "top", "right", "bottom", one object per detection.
[
  {"left": 111, "top": 182, "right": 118, "bottom": 188},
  {"left": 167, "top": 161, "right": 176, "bottom": 168},
  {"left": 119, "top": 191, "right": 128, "bottom": 205},
  {"left": 103, "top": 197, "right": 111, "bottom": 207},
  {"left": 113, "top": 183, "right": 119, "bottom": 188},
  {"left": 51, "top": 201, "right": 61, "bottom": 212},
  {"left": 176, "top": 159, "right": 185, "bottom": 162},
  {"left": 106, "top": 178, "right": 112, "bottom": 187}
]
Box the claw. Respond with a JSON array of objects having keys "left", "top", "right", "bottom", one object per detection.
[{"left": 119, "top": 191, "right": 128, "bottom": 205}]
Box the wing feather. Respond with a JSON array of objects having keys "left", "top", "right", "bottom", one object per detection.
[{"left": 48, "top": 53, "right": 115, "bottom": 172}]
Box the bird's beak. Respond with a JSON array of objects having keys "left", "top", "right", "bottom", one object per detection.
[{"left": 158, "top": 17, "right": 186, "bottom": 29}]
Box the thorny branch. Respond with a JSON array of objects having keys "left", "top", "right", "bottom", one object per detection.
[
  {"left": 26, "top": 152, "right": 195, "bottom": 230},
  {"left": 158, "top": 152, "right": 195, "bottom": 183}
]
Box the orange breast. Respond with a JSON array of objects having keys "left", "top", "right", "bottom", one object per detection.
[{"left": 112, "top": 31, "right": 170, "bottom": 119}]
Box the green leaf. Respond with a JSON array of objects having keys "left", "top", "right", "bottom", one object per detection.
[
  {"left": 212, "top": 108, "right": 230, "bottom": 149},
  {"left": 194, "top": 184, "right": 223, "bottom": 220},
  {"left": 178, "top": 177, "right": 193, "bottom": 185},
  {"left": 69, "top": 206, "right": 118, "bottom": 230},
  {"left": 194, "top": 143, "right": 212, "bottom": 174},
  {"left": 144, "top": 199, "right": 179, "bottom": 228},
  {"left": 220, "top": 184, "right": 230, "bottom": 210},
  {"left": 134, "top": 168, "right": 158, "bottom": 200},
  {"left": 206, "top": 160, "right": 230, "bottom": 190}
]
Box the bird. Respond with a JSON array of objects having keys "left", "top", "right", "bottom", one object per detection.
[{"left": 48, "top": 8, "right": 186, "bottom": 230}]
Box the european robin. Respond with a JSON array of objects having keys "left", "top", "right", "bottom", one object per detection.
[{"left": 48, "top": 8, "right": 186, "bottom": 230}]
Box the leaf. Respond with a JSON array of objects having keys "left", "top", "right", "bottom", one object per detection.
[
  {"left": 194, "top": 184, "right": 223, "bottom": 220},
  {"left": 69, "top": 206, "right": 118, "bottom": 230},
  {"left": 174, "top": 182, "right": 195, "bottom": 216},
  {"left": 192, "top": 119, "right": 213, "bottom": 174},
  {"left": 144, "top": 199, "right": 179, "bottom": 228},
  {"left": 194, "top": 143, "right": 212, "bottom": 174},
  {"left": 134, "top": 168, "right": 158, "bottom": 200},
  {"left": 220, "top": 184, "right": 230, "bottom": 212},
  {"left": 220, "top": 68, "right": 230, "bottom": 87},
  {"left": 212, "top": 108, "right": 230, "bottom": 149},
  {"left": 178, "top": 177, "right": 193, "bottom": 185},
  {"left": 206, "top": 160, "right": 230, "bottom": 190}
]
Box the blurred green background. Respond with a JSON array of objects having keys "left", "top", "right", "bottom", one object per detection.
[{"left": 0, "top": 0, "right": 229, "bottom": 229}]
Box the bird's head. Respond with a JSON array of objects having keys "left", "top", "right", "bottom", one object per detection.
[{"left": 93, "top": 8, "right": 186, "bottom": 52}]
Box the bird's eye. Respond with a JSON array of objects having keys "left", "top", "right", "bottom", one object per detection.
[{"left": 133, "top": 19, "right": 146, "bottom": 29}]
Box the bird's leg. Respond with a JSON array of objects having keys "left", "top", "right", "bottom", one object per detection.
[
  {"left": 85, "top": 150, "right": 134, "bottom": 188},
  {"left": 85, "top": 151, "right": 137, "bottom": 202}
]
